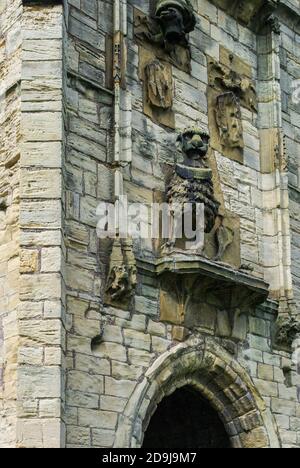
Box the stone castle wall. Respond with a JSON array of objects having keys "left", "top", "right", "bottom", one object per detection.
[
  {"left": 1, "top": 1, "right": 66, "bottom": 447},
  {"left": 0, "top": 0, "right": 22, "bottom": 447},
  {"left": 0, "top": 0, "right": 300, "bottom": 448},
  {"left": 62, "top": 0, "right": 300, "bottom": 448},
  {"left": 17, "top": 3, "right": 66, "bottom": 447},
  {"left": 280, "top": 0, "right": 300, "bottom": 310}
]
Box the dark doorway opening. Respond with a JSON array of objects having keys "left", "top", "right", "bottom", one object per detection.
[{"left": 142, "top": 386, "right": 231, "bottom": 448}]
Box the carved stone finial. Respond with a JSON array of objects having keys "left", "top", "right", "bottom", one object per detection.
[{"left": 155, "top": 0, "right": 196, "bottom": 44}]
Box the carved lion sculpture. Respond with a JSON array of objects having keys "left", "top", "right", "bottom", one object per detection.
[{"left": 166, "top": 128, "right": 220, "bottom": 246}]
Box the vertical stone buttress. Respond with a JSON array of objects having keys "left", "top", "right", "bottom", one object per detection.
[
  {"left": 1, "top": 0, "right": 66, "bottom": 448},
  {"left": 0, "top": 0, "right": 22, "bottom": 448}
]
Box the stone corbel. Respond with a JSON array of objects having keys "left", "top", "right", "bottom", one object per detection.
[
  {"left": 264, "top": 14, "right": 281, "bottom": 35},
  {"left": 138, "top": 255, "right": 269, "bottom": 341}
]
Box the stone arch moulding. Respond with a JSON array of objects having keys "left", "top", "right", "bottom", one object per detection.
[{"left": 115, "top": 336, "right": 281, "bottom": 448}]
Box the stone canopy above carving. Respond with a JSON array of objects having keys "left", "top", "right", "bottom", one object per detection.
[{"left": 209, "top": 0, "right": 278, "bottom": 30}]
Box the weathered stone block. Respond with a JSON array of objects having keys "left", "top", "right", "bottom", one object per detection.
[
  {"left": 104, "top": 377, "right": 136, "bottom": 399},
  {"left": 20, "top": 274, "right": 61, "bottom": 301},
  {"left": 124, "top": 329, "right": 151, "bottom": 351},
  {"left": 20, "top": 250, "right": 39, "bottom": 274},
  {"left": 78, "top": 409, "right": 117, "bottom": 430},
  {"left": 19, "top": 367, "right": 61, "bottom": 400}
]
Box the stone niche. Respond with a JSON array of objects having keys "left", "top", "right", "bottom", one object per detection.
[
  {"left": 141, "top": 256, "right": 269, "bottom": 341},
  {"left": 207, "top": 47, "right": 257, "bottom": 164}
]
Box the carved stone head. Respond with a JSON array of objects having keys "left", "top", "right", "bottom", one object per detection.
[
  {"left": 177, "top": 127, "right": 210, "bottom": 163},
  {"left": 155, "top": 0, "right": 196, "bottom": 44}
]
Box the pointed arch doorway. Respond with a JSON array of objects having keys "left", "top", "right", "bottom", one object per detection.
[
  {"left": 114, "top": 336, "right": 280, "bottom": 448},
  {"left": 142, "top": 386, "right": 230, "bottom": 448}
]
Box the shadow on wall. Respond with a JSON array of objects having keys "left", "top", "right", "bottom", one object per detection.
[{"left": 142, "top": 386, "right": 230, "bottom": 448}]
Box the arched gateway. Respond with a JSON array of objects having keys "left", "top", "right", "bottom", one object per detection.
[
  {"left": 115, "top": 336, "right": 280, "bottom": 448},
  {"left": 142, "top": 386, "right": 231, "bottom": 448}
]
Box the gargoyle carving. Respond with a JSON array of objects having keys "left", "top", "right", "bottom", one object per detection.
[
  {"left": 160, "top": 270, "right": 268, "bottom": 340},
  {"left": 155, "top": 0, "right": 196, "bottom": 45},
  {"left": 105, "top": 238, "right": 137, "bottom": 309},
  {"left": 276, "top": 313, "right": 300, "bottom": 348},
  {"left": 164, "top": 128, "right": 220, "bottom": 253},
  {"left": 134, "top": 1, "right": 196, "bottom": 72}
]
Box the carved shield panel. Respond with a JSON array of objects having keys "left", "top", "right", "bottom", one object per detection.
[
  {"left": 145, "top": 60, "right": 173, "bottom": 109},
  {"left": 139, "top": 47, "right": 175, "bottom": 128},
  {"left": 215, "top": 92, "right": 244, "bottom": 150},
  {"left": 207, "top": 47, "right": 257, "bottom": 163}
]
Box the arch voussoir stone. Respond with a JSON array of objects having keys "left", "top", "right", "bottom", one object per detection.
[{"left": 114, "top": 336, "right": 280, "bottom": 448}]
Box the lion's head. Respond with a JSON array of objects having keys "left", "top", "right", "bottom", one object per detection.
[{"left": 177, "top": 127, "right": 210, "bottom": 161}]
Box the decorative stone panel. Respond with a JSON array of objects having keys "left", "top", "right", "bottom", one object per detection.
[{"left": 207, "top": 47, "right": 257, "bottom": 164}]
